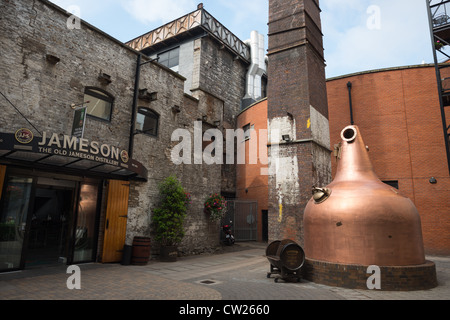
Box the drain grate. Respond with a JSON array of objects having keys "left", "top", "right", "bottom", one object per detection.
[{"left": 197, "top": 279, "right": 221, "bottom": 286}]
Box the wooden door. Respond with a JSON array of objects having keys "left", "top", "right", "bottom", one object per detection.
[{"left": 102, "top": 180, "right": 130, "bottom": 263}]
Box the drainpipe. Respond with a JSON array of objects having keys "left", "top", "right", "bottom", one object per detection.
[
  {"left": 347, "top": 81, "right": 355, "bottom": 125},
  {"left": 129, "top": 53, "right": 141, "bottom": 158}
]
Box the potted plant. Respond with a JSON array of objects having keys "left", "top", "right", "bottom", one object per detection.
[
  {"left": 204, "top": 193, "right": 227, "bottom": 222},
  {"left": 152, "top": 176, "right": 191, "bottom": 262}
]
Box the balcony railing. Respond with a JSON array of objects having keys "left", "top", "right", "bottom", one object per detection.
[{"left": 430, "top": 0, "right": 450, "bottom": 29}]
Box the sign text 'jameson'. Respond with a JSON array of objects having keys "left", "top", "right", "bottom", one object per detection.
[{"left": 37, "top": 131, "right": 129, "bottom": 166}]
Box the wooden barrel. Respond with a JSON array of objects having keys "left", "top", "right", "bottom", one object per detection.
[
  {"left": 265, "top": 240, "right": 281, "bottom": 257},
  {"left": 279, "top": 242, "right": 305, "bottom": 271},
  {"left": 131, "top": 237, "right": 151, "bottom": 265}
]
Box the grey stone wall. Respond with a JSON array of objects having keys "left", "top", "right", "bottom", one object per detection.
[
  {"left": 195, "top": 36, "right": 248, "bottom": 130},
  {"left": 147, "top": 34, "right": 250, "bottom": 196},
  {"left": 195, "top": 36, "right": 249, "bottom": 195},
  {"left": 0, "top": 0, "right": 135, "bottom": 149}
]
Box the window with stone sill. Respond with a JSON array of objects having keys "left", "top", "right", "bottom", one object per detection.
[{"left": 83, "top": 87, "right": 114, "bottom": 122}]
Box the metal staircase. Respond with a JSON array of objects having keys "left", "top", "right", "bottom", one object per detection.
[{"left": 426, "top": 0, "right": 450, "bottom": 174}]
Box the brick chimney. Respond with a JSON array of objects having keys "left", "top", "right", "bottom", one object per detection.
[{"left": 267, "top": 0, "right": 331, "bottom": 245}]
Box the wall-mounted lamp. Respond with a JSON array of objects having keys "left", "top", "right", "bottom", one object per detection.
[
  {"left": 214, "top": 120, "right": 221, "bottom": 127},
  {"left": 71, "top": 101, "right": 90, "bottom": 109},
  {"left": 429, "top": 177, "right": 437, "bottom": 184},
  {"left": 282, "top": 134, "right": 291, "bottom": 142}
]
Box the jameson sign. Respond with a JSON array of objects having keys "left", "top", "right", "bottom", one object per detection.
[
  {"left": 36, "top": 131, "right": 130, "bottom": 166},
  {"left": 0, "top": 129, "right": 147, "bottom": 179}
]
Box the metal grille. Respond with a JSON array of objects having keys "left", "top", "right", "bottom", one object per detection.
[{"left": 222, "top": 200, "right": 257, "bottom": 242}]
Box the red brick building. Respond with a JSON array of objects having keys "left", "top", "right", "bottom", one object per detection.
[
  {"left": 237, "top": 63, "right": 450, "bottom": 255},
  {"left": 236, "top": 99, "right": 268, "bottom": 242}
]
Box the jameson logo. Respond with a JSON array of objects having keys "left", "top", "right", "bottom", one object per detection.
[
  {"left": 37, "top": 131, "right": 129, "bottom": 166},
  {"left": 15, "top": 128, "right": 34, "bottom": 144}
]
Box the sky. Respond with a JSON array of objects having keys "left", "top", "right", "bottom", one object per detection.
[{"left": 49, "top": 0, "right": 440, "bottom": 79}]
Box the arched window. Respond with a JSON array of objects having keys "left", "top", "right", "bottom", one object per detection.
[
  {"left": 136, "top": 107, "right": 159, "bottom": 137},
  {"left": 83, "top": 87, "right": 114, "bottom": 122}
]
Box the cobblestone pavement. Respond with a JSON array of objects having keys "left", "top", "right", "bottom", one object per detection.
[{"left": 1, "top": 242, "right": 449, "bottom": 301}]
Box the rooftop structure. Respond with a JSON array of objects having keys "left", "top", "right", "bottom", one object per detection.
[{"left": 126, "top": 4, "right": 251, "bottom": 63}]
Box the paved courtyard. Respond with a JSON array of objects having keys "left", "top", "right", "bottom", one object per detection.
[{"left": 1, "top": 242, "right": 449, "bottom": 303}]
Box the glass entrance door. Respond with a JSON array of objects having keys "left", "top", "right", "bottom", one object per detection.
[
  {"left": 25, "top": 185, "right": 75, "bottom": 267},
  {"left": 0, "top": 176, "right": 33, "bottom": 271}
]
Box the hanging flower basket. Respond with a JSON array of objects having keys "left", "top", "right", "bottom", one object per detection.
[
  {"left": 204, "top": 193, "right": 227, "bottom": 222},
  {"left": 435, "top": 40, "right": 445, "bottom": 50}
]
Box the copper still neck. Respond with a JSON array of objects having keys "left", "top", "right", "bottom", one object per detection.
[{"left": 334, "top": 126, "right": 379, "bottom": 183}]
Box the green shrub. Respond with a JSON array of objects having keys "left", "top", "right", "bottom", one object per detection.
[{"left": 152, "top": 176, "right": 191, "bottom": 246}]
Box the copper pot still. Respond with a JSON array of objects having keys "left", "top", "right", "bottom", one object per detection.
[{"left": 303, "top": 125, "right": 426, "bottom": 266}]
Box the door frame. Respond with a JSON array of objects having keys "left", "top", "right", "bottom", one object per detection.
[{"left": 69, "top": 180, "right": 103, "bottom": 264}]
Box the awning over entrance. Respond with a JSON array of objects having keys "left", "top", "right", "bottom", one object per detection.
[{"left": 0, "top": 130, "right": 148, "bottom": 181}]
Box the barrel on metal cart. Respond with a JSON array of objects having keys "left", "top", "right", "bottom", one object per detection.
[
  {"left": 131, "top": 237, "right": 151, "bottom": 265},
  {"left": 266, "top": 239, "right": 305, "bottom": 282},
  {"left": 279, "top": 240, "right": 305, "bottom": 271},
  {"left": 265, "top": 240, "right": 281, "bottom": 261}
]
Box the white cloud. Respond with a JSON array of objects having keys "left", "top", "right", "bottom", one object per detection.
[{"left": 122, "top": 0, "right": 197, "bottom": 25}]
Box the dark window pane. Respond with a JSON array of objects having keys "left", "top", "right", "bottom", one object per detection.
[
  {"left": 136, "top": 108, "right": 159, "bottom": 137},
  {"left": 158, "top": 47, "right": 180, "bottom": 71}
]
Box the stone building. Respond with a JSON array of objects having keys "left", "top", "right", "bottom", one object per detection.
[
  {"left": 0, "top": 0, "right": 266, "bottom": 272},
  {"left": 126, "top": 5, "right": 268, "bottom": 197}
]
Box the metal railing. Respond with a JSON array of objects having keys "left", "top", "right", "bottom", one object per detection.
[{"left": 221, "top": 200, "right": 257, "bottom": 242}]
